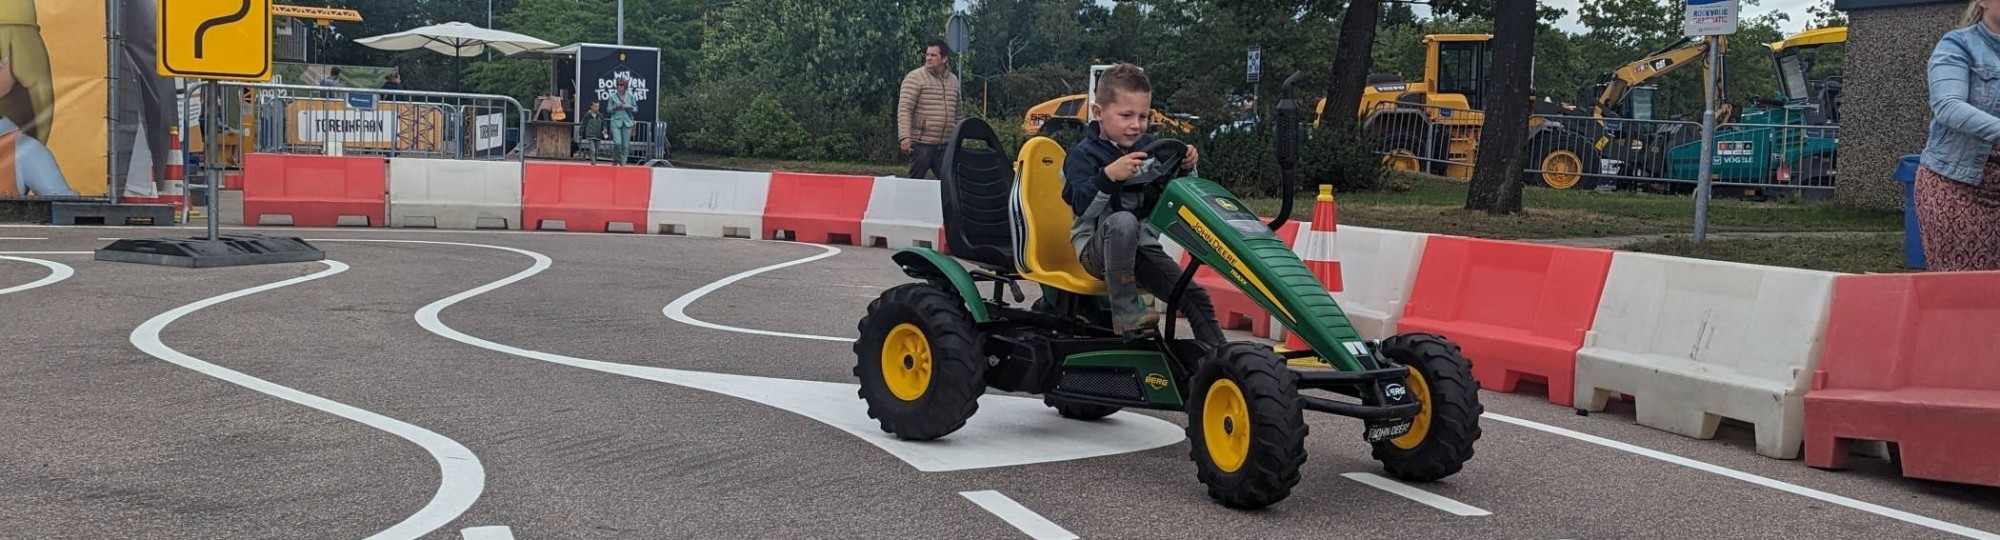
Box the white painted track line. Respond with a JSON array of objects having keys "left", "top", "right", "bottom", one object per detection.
[
  {"left": 0, "top": 256, "right": 74, "bottom": 296},
  {"left": 318, "top": 238, "right": 1186, "bottom": 473},
  {"left": 960, "top": 490, "right": 1079, "bottom": 540},
  {"left": 275, "top": 233, "right": 1995, "bottom": 539},
  {"left": 0, "top": 236, "right": 46, "bottom": 240},
  {"left": 460, "top": 526, "right": 516, "bottom": 540},
  {"left": 662, "top": 242, "right": 855, "bottom": 343},
  {"left": 0, "top": 251, "right": 91, "bottom": 255},
  {"left": 1340, "top": 472, "right": 1491, "bottom": 516},
  {"left": 129, "top": 260, "right": 485, "bottom": 540},
  {"left": 1483, "top": 413, "right": 2000, "bottom": 540}
]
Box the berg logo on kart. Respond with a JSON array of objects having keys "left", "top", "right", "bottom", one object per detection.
[
  {"left": 1384, "top": 383, "right": 1409, "bottom": 401},
  {"left": 1144, "top": 373, "right": 1170, "bottom": 390}
]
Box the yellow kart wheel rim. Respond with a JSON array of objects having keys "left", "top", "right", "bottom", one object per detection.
[
  {"left": 1389, "top": 367, "right": 1434, "bottom": 450},
  {"left": 1383, "top": 149, "right": 1421, "bottom": 172},
  {"left": 1203, "top": 379, "right": 1251, "bottom": 473},
  {"left": 881, "top": 323, "right": 933, "bottom": 402},
  {"left": 1541, "top": 150, "right": 1584, "bottom": 189}
]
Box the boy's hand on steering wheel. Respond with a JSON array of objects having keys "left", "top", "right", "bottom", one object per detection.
[
  {"left": 1105, "top": 152, "right": 1148, "bottom": 182},
  {"left": 1182, "top": 145, "right": 1200, "bottom": 173}
]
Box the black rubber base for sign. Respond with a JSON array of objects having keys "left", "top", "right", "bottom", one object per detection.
[{"left": 94, "top": 235, "right": 327, "bottom": 268}]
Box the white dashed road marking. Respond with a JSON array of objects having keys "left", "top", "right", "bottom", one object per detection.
[
  {"left": 960, "top": 490, "right": 1078, "bottom": 540},
  {"left": 1340, "top": 472, "right": 1491, "bottom": 517}
]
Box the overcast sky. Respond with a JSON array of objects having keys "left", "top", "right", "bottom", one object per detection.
[{"left": 950, "top": 0, "right": 1822, "bottom": 36}]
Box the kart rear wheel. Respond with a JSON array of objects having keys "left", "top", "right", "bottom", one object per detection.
[
  {"left": 1369, "top": 333, "right": 1483, "bottom": 482},
  {"left": 853, "top": 282, "right": 987, "bottom": 441},
  {"left": 1185, "top": 342, "right": 1308, "bottom": 510}
]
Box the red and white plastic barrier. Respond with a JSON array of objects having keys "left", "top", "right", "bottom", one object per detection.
[
  {"left": 1575, "top": 252, "right": 1840, "bottom": 459},
  {"left": 648, "top": 169, "right": 770, "bottom": 239},
  {"left": 861, "top": 176, "right": 945, "bottom": 249},
  {"left": 388, "top": 158, "right": 523, "bottom": 230}
]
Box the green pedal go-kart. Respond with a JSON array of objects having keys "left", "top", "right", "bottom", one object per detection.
[{"left": 853, "top": 73, "right": 1482, "bottom": 509}]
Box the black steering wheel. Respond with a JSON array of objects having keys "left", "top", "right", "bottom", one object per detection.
[{"left": 1108, "top": 138, "right": 1190, "bottom": 217}]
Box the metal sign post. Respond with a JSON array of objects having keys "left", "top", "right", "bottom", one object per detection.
[
  {"left": 1695, "top": 36, "right": 1718, "bottom": 243},
  {"left": 947, "top": 12, "right": 970, "bottom": 86},
  {"left": 204, "top": 86, "right": 222, "bottom": 242},
  {"left": 1685, "top": 0, "right": 1738, "bottom": 243},
  {"left": 98, "top": 0, "right": 325, "bottom": 268}
]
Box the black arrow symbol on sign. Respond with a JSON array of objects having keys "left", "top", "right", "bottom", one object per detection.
[{"left": 194, "top": 0, "right": 252, "bottom": 60}]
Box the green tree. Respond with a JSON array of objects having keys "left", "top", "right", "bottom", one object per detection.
[
  {"left": 693, "top": 0, "right": 952, "bottom": 161},
  {"left": 1807, "top": 0, "right": 1849, "bottom": 29}
]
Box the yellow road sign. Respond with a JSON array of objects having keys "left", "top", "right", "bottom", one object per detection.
[{"left": 158, "top": 0, "right": 273, "bottom": 81}]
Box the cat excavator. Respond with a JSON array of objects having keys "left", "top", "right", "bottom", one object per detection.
[
  {"left": 1563, "top": 35, "right": 1734, "bottom": 185},
  {"left": 1321, "top": 33, "right": 1728, "bottom": 190}
]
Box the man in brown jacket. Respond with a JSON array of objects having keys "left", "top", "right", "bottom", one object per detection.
[{"left": 897, "top": 40, "right": 962, "bottom": 180}]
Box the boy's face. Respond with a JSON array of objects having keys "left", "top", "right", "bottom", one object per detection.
[{"left": 1093, "top": 89, "right": 1151, "bottom": 149}]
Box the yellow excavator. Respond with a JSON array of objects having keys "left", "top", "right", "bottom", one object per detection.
[
  {"left": 1315, "top": 34, "right": 1497, "bottom": 182},
  {"left": 1021, "top": 93, "right": 1196, "bottom": 140},
  {"left": 1561, "top": 35, "right": 1732, "bottom": 184},
  {"left": 1318, "top": 33, "right": 1730, "bottom": 190}
]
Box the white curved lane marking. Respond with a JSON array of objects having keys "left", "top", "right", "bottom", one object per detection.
[
  {"left": 317, "top": 238, "right": 1186, "bottom": 472},
  {"left": 662, "top": 242, "right": 853, "bottom": 342},
  {"left": 129, "top": 260, "right": 484, "bottom": 540},
  {"left": 0, "top": 256, "right": 75, "bottom": 296}
]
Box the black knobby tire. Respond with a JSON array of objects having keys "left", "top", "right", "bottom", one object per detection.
[
  {"left": 853, "top": 282, "right": 987, "bottom": 441},
  {"left": 1373, "top": 130, "right": 1428, "bottom": 175},
  {"left": 1369, "top": 333, "right": 1483, "bottom": 482},
  {"left": 1045, "top": 397, "right": 1121, "bottom": 420},
  {"left": 1185, "top": 342, "right": 1309, "bottom": 510},
  {"left": 1525, "top": 133, "right": 1604, "bottom": 190}
]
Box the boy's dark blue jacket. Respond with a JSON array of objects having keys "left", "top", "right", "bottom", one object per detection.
[{"left": 1060, "top": 120, "right": 1157, "bottom": 217}]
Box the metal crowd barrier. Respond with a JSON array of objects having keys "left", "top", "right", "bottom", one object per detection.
[
  {"left": 186, "top": 81, "right": 529, "bottom": 162},
  {"left": 1356, "top": 104, "right": 1840, "bottom": 196}
]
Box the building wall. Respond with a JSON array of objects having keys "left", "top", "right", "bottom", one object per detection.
[{"left": 1840, "top": 2, "right": 1964, "bottom": 210}]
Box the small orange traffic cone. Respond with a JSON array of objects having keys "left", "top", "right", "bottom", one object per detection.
[
  {"left": 1284, "top": 184, "right": 1343, "bottom": 355},
  {"left": 164, "top": 127, "right": 186, "bottom": 213}
]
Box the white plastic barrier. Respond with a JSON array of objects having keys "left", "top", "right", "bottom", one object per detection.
[
  {"left": 647, "top": 169, "right": 771, "bottom": 238},
  {"left": 387, "top": 158, "right": 523, "bottom": 229},
  {"left": 1574, "top": 252, "right": 1840, "bottom": 459},
  {"left": 1327, "top": 226, "right": 1429, "bottom": 341},
  {"left": 861, "top": 176, "right": 944, "bottom": 249}
]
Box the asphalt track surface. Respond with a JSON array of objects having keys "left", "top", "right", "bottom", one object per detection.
[{"left": 3, "top": 226, "right": 1998, "bottom": 540}]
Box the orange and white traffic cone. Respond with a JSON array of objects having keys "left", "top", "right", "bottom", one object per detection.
[
  {"left": 164, "top": 127, "right": 186, "bottom": 214},
  {"left": 1284, "top": 184, "right": 1343, "bottom": 358}
]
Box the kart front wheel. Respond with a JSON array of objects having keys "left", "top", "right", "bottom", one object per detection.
[
  {"left": 1185, "top": 342, "right": 1308, "bottom": 510},
  {"left": 1369, "top": 333, "right": 1483, "bottom": 482},
  {"left": 853, "top": 283, "right": 987, "bottom": 441}
]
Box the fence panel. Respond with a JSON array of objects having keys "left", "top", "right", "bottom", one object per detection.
[
  {"left": 1359, "top": 101, "right": 1482, "bottom": 179},
  {"left": 192, "top": 82, "right": 529, "bottom": 162},
  {"left": 1357, "top": 106, "right": 1838, "bottom": 197}
]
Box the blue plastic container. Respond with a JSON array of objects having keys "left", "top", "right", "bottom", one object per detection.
[{"left": 1895, "top": 154, "right": 1925, "bottom": 270}]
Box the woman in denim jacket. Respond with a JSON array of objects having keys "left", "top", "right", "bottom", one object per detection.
[{"left": 1919, "top": 0, "right": 2000, "bottom": 270}]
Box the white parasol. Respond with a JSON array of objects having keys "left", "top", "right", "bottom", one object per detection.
[{"left": 353, "top": 22, "right": 556, "bottom": 57}]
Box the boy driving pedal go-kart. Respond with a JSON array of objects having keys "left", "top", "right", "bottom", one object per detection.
[
  {"left": 1064, "top": 64, "right": 1228, "bottom": 344},
  {"left": 853, "top": 70, "right": 1482, "bottom": 512}
]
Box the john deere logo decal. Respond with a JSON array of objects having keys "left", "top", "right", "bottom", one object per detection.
[
  {"left": 1215, "top": 198, "right": 1239, "bottom": 211},
  {"left": 1144, "top": 373, "right": 1170, "bottom": 390}
]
